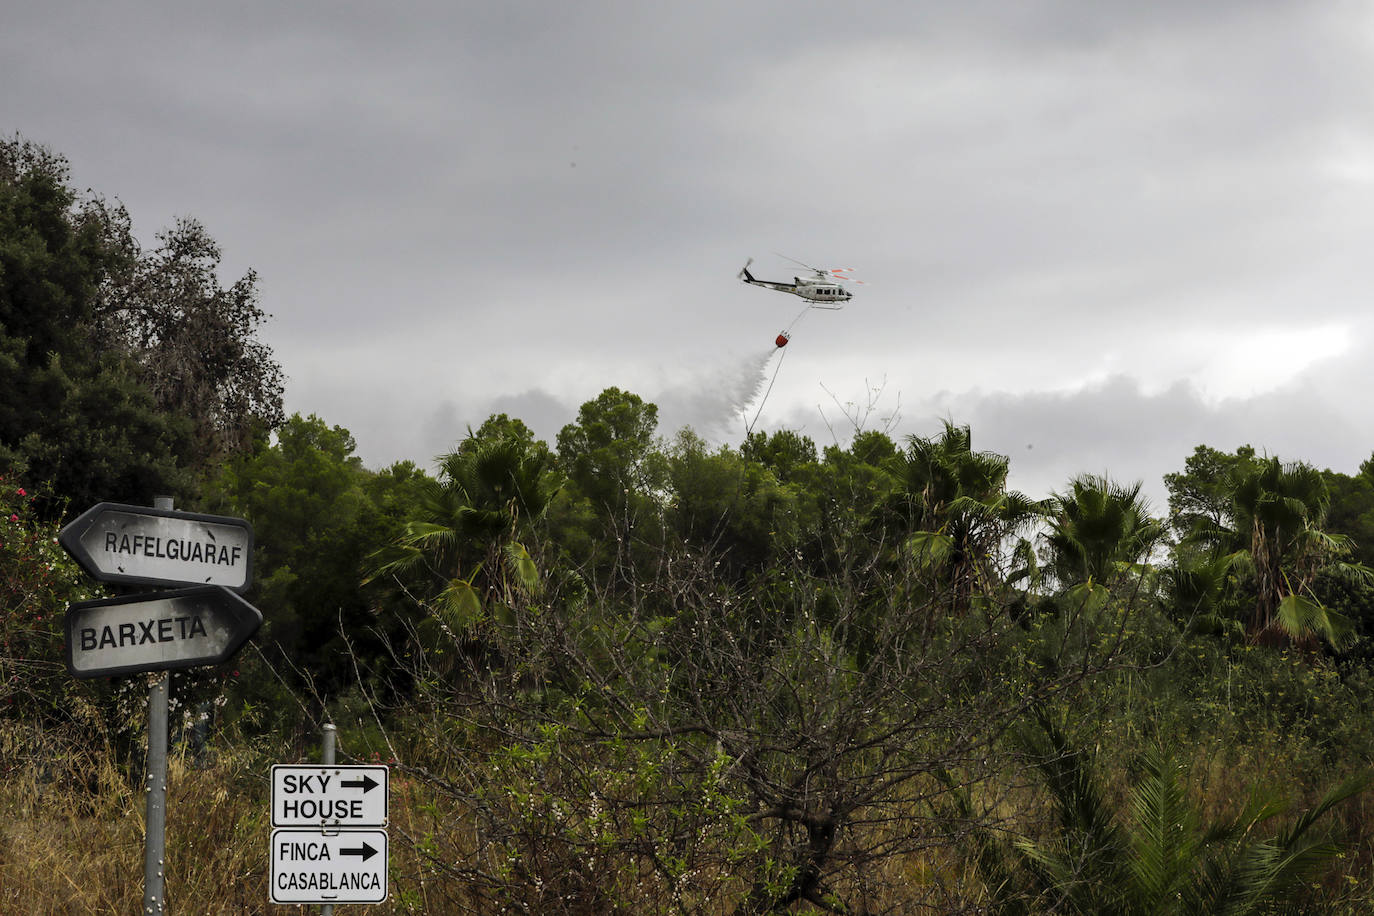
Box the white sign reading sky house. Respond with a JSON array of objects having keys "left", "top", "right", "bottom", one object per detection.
[
  {"left": 59, "top": 503, "right": 254, "bottom": 593},
  {"left": 271, "top": 765, "right": 389, "bottom": 828}
]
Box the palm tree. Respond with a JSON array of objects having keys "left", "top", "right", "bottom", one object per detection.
[
  {"left": 954, "top": 713, "right": 1372, "bottom": 915},
  {"left": 884, "top": 421, "right": 1043, "bottom": 610},
  {"left": 1043, "top": 474, "right": 1164, "bottom": 592},
  {"left": 1185, "top": 457, "right": 1365, "bottom": 648},
  {"left": 368, "top": 433, "right": 560, "bottom": 629}
]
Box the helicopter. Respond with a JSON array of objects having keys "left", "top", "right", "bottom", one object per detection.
[{"left": 738, "top": 254, "right": 860, "bottom": 308}]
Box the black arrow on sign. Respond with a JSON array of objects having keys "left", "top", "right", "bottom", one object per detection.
[
  {"left": 340, "top": 774, "right": 380, "bottom": 793},
  {"left": 339, "top": 842, "right": 378, "bottom": 861}
]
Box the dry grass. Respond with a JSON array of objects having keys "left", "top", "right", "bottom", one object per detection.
[
  {"left": 0, "top": 738, "right": 424, "bottom": 915},
  {"left": 4, "top": 723, "right": 1373, "bottom": 915}
]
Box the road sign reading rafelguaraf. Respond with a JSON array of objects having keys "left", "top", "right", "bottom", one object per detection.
[
  {"left": 64, "top": 586, "right": 263, "bottom": 679},
  {"left": 59, "top": 503, "right": 253, "bottom": 593}
]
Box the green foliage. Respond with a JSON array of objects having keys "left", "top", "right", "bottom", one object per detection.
[
  {"left": 1044, "top": 474, "right": 1164, "bottom": 591},
  {"left": 556, "top": 386, "right": 663, "bottom": 512},
  {"left": 1165, "top": 446, "right": 1370, "bottom": 649},
  {"left": 961, "top": 711, "right": 1371, "bottom": 915},
  {"left": 102, "top": 217, "right": 285, "bottom": 468},
  {"left": 0, "top": 478, "right": 99, "bottom": 731},
  {"left": 1165, "top": 444, "right": 1260, "bottom": 544},
  {"left": 740, "top": 428, "right": 817, "bottom": 484},
  {"left": 882, "top": 421, "right": 1042, "bottom": 611},
  {"left": 551, "top": 387, "right": 668, "bottom": 588},
  {"left": 0, "top": 137, "right": 193, "bottom": 511},
  {"left": 667, "top": 430, "right": 805, "bottom": 580},
  {"left": 0, "top": 135, "right": 283, "bottom": 514},
  {"left": 206, "top": 414, "right": 426, "bottom": 706},
  {"left": 368, "top": 421, "right": 560, "bottom": 649},
  {"left": 15, "top": 204, "right": 1374, "bottom": 916}
]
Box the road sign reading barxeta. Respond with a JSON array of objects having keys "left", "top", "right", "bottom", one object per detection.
[
  {"left": 270, "top": 828, "right": 388, "bottom": 905},
  {"left": 64, "top": 586, "right": 263, "bottom": 679},
  {"left": 271, "top": 765, "right": 389, "bottom": 828},
  {"left": 59, "top": 502, "right": 254, "bottom": 593}
]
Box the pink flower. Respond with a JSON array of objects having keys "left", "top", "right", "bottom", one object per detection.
[
  {"left": 15, "top": 488, "right": 24, "bottom": 497},
  {"left": 8, "top": 515, "right": 16, "bottom": 523}
]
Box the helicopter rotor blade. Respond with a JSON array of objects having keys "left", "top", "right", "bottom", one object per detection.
[
  {"left": 829, "top": 267, "right": 866, "bottom": 285},
  {"left": 774, "top": 252, "right": 824, "bottom": 274}
]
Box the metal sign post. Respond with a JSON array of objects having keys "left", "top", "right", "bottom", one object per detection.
[
  {"left": 267, "top": 723, "right": 390, "bottom": 908},
  {"left": 143, "top": 495, "right": 173, "bottom": 916},
  {"left": 144, "top": 670, "right": 169, "bottom": 914},
  {"left": 322, "top": 725, "right": 336, "bottom": 916},
  {"left": 57, "top": 495, "right": 260, "bottom": 916}
]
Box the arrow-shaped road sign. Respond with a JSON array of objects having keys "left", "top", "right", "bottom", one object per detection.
[
  {"left": 59, "top": 502, "right": 253, "bottom": 593},
  {"left": 65, "top": 586, "right": 263, "bottom": 679}
]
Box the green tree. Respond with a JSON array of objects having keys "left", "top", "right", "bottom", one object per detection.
[
  {"left": 884, "top": 421, "right": 1042, "bottom": 610},
  {"left": 1229, "top": 458, "right": 1364, "bottom": 647},
  {"left": 101, "top": 217, "right": 285, "bottom": 469},
  {"left": 206, "top": 414, "right": 425, "bottom": 702},
  {"left": 370, "top": 423, "right": 560, "bottom": 635},
  {"left": 1164, "top": 444, "right": 1259, "bottom": 544},
  {"left": 740, "top": 428, "right": 818, "bottom": 485},
  {"left": 0, "top": 136, "right": 191, "bottom": 512},
  {"left": 1, "top": 136, "right": 284, "bottom": 513},
  {"left": 1044, "top": 474, "right": 1164, "bottom": 591},
  {"left": 1167, "top": 447, "right": 1368, "bottom": 649},
  {"left": 552, "top": 387, "right": 668, "bottom": 589},
  {"left": 556, "top": 386, "right": 663, "bottom": 513},
  {"left": 667, "top": 430, "right": 804, "bottom": 582}
]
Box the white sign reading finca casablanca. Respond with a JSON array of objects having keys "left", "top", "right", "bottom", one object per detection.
[{"left": 270, "top": 828, "right": 388, "bottom": 904}]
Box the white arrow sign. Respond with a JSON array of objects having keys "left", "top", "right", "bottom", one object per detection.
[
  {"left": 59, "top": 502, "right": 253, "bottom": 593},
  {"left": 271, "top": 765, "right": 389, "bottom": 828},
  {"left": 64, "top": 586, "right": 262, "bottom": 678},
  {"left": 270, "top": 828, "right": 388, "bottom": 905}
]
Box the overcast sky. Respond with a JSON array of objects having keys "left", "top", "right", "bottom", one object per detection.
[{"left": 7, "top": 1, "right": 1374, "bottom": 507}]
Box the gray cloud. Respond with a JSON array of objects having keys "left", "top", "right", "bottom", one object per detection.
[{"left": 6, "top": 1, "right": 1373, "bottom": 497}]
